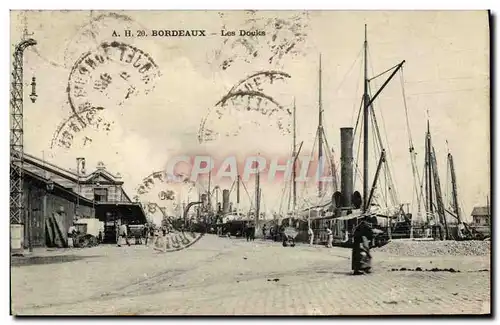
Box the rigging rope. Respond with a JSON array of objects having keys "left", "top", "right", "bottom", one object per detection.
[
  {"left": 367, "top": 85, "right": 399, "bottom": 207},
  {"left": 368, "top": 47, "right": 402, "bottom": 207},
  {"left": 239, "top": 177, "right": 254, "bottom": 210},
  {"left": 228, "top": 177, "right": 236, "bottom": 197},
  {"left": 369, "top": 109, "right": 389, "bottom": 208},
  {"left": 353, "top": 98, "right": 364, "bottom": 142},
  {"left": 368, "top": 62, "right": 401, "bottom": 82},
  {"left": 298, "top": 128, "right": 320, "bottom": 205},
  {"left": 366, "top": 68, "right": 399, "bottom": 208},
  {"left": 353, "top": 102, "right": 364, "bottom": 187},
  {"left": 278, "top": 182, "right": 288, "bottom": 216},
  {"left": 351, "top": 53, "right": 365, "bottom": 126},
  {"left": 320, "top": 127, "right": 338, "bottom": 192},
  {"left": 400, "top": 68, "right": 424, "bottom": 216}
]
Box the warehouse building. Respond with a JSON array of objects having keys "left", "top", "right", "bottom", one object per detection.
[{"left": 15, "top": 153, "right": 147, "bottom": 248}]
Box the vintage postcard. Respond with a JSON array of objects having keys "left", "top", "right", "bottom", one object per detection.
[{"left": 9, "top": 10, "right": 490, "bottom": 316}]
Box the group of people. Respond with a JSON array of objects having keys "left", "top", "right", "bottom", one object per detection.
[
  {"left": 134, "top": 215, "right": 375, "bottom": 276},
  {"left": 114, "top": 223, "right": 172, "bottom": 248},
  {"left": 244, "top": 222, "right": 256, "bottom": 241},
  {"left": 141, "top": 223, "right": 173, "bottom": 248},
  {"left": 305, "top": 226, "right": 333, "bottom": 247}
]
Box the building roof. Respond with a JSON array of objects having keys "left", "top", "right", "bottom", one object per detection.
[
  {"left": 23, "top": 169, "right": 95, "bottom": 206},
  {"left": 22, "top": 153, "right": 124, "bottom": 186},
  {"left": 18, "top": 152, "right": 135, "bottom": 204},
  {"left": 471, "top": 206, "right": 490, "bottom": 217}
]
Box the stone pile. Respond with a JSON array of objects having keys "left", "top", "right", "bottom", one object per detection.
[{"left": 375, "top": 240, "right": 491, "bottom": 257}]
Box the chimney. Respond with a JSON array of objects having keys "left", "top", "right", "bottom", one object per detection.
[
  {"left": 222, "top": 189, "right": 230, "bottom": 213},
  {"left": 340, "top": 127, "right": 354, "bottom": 208}
]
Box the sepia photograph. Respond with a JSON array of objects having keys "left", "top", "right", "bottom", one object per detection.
[{"left": 8, "top": 9, "right": 491, "bottom": 316}]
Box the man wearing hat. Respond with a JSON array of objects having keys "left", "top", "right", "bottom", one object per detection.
[{"left": 351, "top": 215, "right": 374, "bottom": 275}]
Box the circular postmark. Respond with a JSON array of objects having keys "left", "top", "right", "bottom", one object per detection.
[
  {"left": 67, "top": 41, "right": 161, "bottom": 118},
  {"left": 50, "top": 106, "right": 115, "bottom": 150},
  {"left": 198, "top": 70, "right": 292, "bottom": 144},
  {"left": 208, "top": 11, "right": 312, "bottom": 72},
  {"left": 135, "top": 170, "right": 209, "bottom": 253}
]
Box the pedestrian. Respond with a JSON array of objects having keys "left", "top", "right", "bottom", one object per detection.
[
  {"left": 148, "top": 225, "right": 155, "bottom": 247},
  {"left": 325, "top": 226, "right": 333, "bottom": 248},
  {"left": 279, "top": 224, "right": 285, "bottom": 242},
  {"left": 251, "top": 225, "right": 255, "bottom": 241},
  {"left": 245, "top": 222, "right": 250, "bottom": 242},
  {"left": 68, "top": 219, "right": 78, "bottom": 248},
  {"left": 351, "top": 216, "right": 373, "bottom": 275},
  {"left": 151, "top": 227, "right": 160, "bottom": 249},
  {"left": 143, "top": 223, "right": 149, "bottom": 246},
  {"left": 262, "top": 224, "right": 267, "bottom": 239},
  {"left": 117, "top": 222, "right": 130, "bottom": 247},
  {"left": 308, "top": 226, "right": 314, "bottom": 245}
]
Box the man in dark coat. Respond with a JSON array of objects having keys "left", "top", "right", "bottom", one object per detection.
[
  {"left": 143, "top": 224, "right": 150, "bottom": 245},
  {"left": 351, "top": 216, "right": 374, "bottom": 275}
]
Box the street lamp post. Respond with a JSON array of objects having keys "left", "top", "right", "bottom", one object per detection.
[{"left": 10, "top": 37, "right": 37, "bottom": 254}]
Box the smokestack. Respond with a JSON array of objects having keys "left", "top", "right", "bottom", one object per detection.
[
  {"left": 340, "top": 127, "right": 354, "bottom": 208},
  {"left": 222, "top": 189, "right": 230, "bottom": 213}
]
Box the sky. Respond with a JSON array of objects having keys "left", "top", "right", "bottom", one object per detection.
[{"left": 10, "top": 10, "right": 490, "bottom": 224}]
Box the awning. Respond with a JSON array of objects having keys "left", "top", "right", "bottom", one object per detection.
[{"left": 95, "top": 202, "right": 147, "bottom": 224}]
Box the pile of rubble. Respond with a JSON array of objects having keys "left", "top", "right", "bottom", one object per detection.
[{"left": 375, "top": 240, "right": 491, "bottom": 257}]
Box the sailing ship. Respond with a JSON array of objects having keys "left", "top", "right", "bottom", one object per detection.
[{"left": 278, "top": 25, "right": 416, "bottom": 246}]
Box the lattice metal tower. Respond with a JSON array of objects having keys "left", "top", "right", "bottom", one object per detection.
[{"left": 10, "top": 38, "right": 37, "bottom": 224}]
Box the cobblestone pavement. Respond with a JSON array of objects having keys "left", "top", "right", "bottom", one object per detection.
[{"left": 11, "top": 235, "right": 491, "bottom": 315}]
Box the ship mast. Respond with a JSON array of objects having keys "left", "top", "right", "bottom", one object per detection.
[
  {"left": 362, "top": 25, "right": 370, "bottom": 212},
  {"left": 360, "top": 25, "right": 404, "bottom": 212},
  {"left": 318, "top": 54, "right": 324, "bottom": 198},
  {"left": 236, "top": 173, "right": 240, "bottom": 216},
  {"left": 426, "top": 120, "right": 434, "bottom": 216},
  {"left": 448, "top": 151, "right": 462, "bottom": 224}
]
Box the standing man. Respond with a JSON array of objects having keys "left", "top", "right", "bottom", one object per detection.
[
  {"left": 244, "top": 222, "right": 250, "bottom": 242},
  {"left": 308, "top": 226, "right": 314, "bottom": 246},
  {"left": 117, "top": 222, "right": 130, "bottom": 247},
  {"left": 68, "top": 218, "right": 78, "bottom": 248},
  {"left": 143, "top": 223, "right": 150, "bottom": 246},
  {"left": 325, "top": 226, "right": 333, "bottom": 248},
  {"left": 262, "top": 224, "right": 267, "bottom": 240},
  {"left": 351, "top": 216, "right": 373, "bottom": 275}
]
